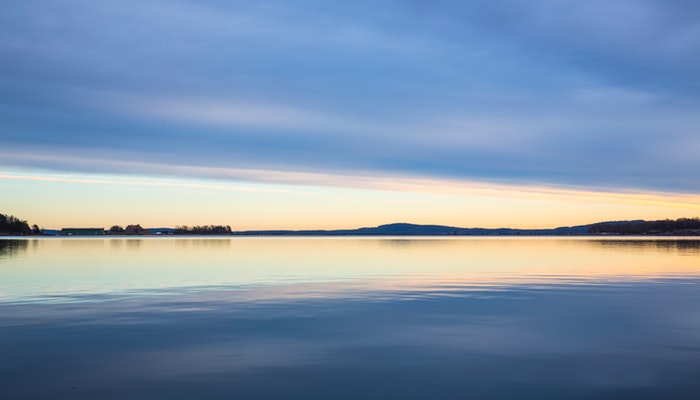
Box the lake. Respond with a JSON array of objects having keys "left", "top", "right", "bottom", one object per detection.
[{"left": 1, "top": 237, "right": 699, "bottom": 399}]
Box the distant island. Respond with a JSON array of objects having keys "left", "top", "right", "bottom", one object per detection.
[
  {"left": 1, "top": 213, "right": 699, "bottom": 236},
  {"left": 232, "top": 219, "right": 700, "bottom": 236}
]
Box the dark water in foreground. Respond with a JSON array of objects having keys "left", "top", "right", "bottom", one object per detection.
[{"left": 1, "top": 237, "right": 699, "bottom": 399}]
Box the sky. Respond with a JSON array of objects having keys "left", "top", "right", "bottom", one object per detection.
[{"left": 1, "top": 0, "right": 699, "bottom": 229}]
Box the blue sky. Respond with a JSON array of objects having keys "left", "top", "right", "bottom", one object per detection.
[{"left": 1, "top": 1, "right": 699, "bottom": 228}]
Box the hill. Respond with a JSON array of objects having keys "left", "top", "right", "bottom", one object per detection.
[{"left": 233, "top": 218, "right": 699, "bottom": 236}]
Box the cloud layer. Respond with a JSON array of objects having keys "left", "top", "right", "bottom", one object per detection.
[{"left": 2, "top": 0, "right": 699, "bottom": 193}]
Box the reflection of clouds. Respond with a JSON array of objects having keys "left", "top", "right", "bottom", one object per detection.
[
  {"left": 3, "top": 279, "right": 700, "bottom": 398},
  {"left": 125, "top": 341, "right": 327, "bottom": 377},
  {"left": 3, "top": 237, "right": 700, "bottom": 304}
]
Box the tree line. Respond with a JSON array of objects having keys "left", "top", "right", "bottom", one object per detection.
[
  {"left": 0, "top": 213, "right": 42, "bottom": 235},
  {"left": 589, "top": 218, "right": 700, "bottom": 235},
  {"left": 1, "top": 214, "right": 234, "bottom": 236},
  {"left": 107, "top": 224, "right": 233, "bottom": 235},
  {"left": 174, "top": 225, "right": 232, "bottom": 235}
]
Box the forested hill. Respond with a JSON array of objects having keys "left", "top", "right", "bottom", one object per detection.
[
  {"left": 233, "top": 222, "right": 589, "bottom": 236},
  {"left": 588, "top": 218, "right": 700, "bottom": 235},
  {"left": 0, "top": 214, "right": 31, "bottom": 235},
  {"left": 235, "top": 218, "right": 700, "bottom": 236}
]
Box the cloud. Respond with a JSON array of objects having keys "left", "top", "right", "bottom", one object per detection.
[
  {"left": 104, "top": 94, "right": 357, "bottom": 132},
  {"left": 2, "top": 153, "right": 700, "bottom": 215},
  {"left": 1, "top": 0, "right": 699, "bottom": 195}
]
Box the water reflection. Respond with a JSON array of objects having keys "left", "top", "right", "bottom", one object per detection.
[
  {"left": 590, "top": 238, "right": 700, "bottom": 253},
  {"left": 58, "top": 237, "right": 107, "bottom": 248},
  {"left": 2, "top": 280, "right": 699, "bottom": 399},
  {"left": 2, "top": 237, "right": 700, "bottom": 303},
  {"left": 1, "top": 237, "right": 699, "bottom": 399},
  {"left": 0, "top": 239, "right": 28, "bottom": 260},
  {"left": 173, "top": 238, "right": 232, "bottom": 249}
]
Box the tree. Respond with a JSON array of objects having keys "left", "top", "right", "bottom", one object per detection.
[
  {"left": 173, "top": 224, "right": 233, "bottom": 235},
  {"left": 125, "top": 224, "right": 145, "bottom": 234},
  {"left": 0, "top": 213, "right": 32, "bottom": 235},
  {"left": 589, "top": 217, "right": 700, "bottom": 235},
  {"left": 31, "top": 224, "right": 43, "bottom": 235}
]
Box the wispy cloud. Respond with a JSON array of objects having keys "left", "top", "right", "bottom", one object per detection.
[
  {"left": 0, "top": 172, "right": 304, "bottom": 194},
  {"left": 2, "top": 0, "right": 699, "bottom": 197},
  {"left": 2, "top": 155, "right": 699, "bottom": 214},
  {"left": 103, "top": 94, "right": 355, "bottom": 132}
]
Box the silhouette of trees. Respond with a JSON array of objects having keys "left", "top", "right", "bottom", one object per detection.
[
  {"left": 589, "top": 218, "right": 700, "bottom": 235},
  {"left": 174, "top": 225, "right": 232, "bottom": 235},
  {"left": 103, "top": 223, "right": 232, "bottom": 235},
  {"left": 0, "top": 213, "right": 31, "bottom": 235},
  {"left": 124, "top": 224, "right": 148, "bottom": 235},
  {"left": 109, "top": 225, "right": 125, "bottom": 233}
]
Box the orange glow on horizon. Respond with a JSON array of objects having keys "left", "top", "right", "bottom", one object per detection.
[{"left": 1, "top": 166, "right": 699, "bottom": 230}]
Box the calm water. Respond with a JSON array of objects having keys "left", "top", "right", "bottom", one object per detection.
[{"left": 1, "top": 237, "right": 699, "bottom": 399}]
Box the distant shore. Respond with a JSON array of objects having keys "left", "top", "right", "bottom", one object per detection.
[{"left": 3, "top": 219, "right": 699, "bottom": 237}]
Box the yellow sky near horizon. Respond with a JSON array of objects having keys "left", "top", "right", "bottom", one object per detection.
[{"left": 2, "top": 168, "right": 699, "bottom": 230}]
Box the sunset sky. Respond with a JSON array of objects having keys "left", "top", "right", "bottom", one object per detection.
[{"left": 2, "top": 1, "right": 699, "bottom": 229}]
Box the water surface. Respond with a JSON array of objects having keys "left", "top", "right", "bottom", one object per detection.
[{"left": 1, "top": 237, "right": 699, "bottom": 399}]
